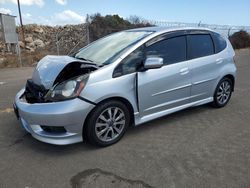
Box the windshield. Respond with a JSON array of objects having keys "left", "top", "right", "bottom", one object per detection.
[{"left": 75, "top": 31, "right": 153, "bottom": 65}]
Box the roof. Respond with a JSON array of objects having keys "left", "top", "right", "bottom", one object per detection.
[{"left": 127, "top": 26, "right": 215, "bottom": 33}]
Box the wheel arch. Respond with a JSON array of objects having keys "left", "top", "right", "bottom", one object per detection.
[
  {"left": 223, "top": 74, "right": 235, "bottom": 91},
  {"left": 82, "top": 96, "right": 135, "bottom": 141}
]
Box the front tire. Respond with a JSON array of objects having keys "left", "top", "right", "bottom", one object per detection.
[
  {"left": 85, "top": 100, "right": 130, "bottom": 147},
  {"left": 212, "top": 77, "right": 233, "bottom": 108}
]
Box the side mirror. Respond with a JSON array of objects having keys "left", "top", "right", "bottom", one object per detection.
[{"left": 144, "top": 57, "right": 163, "bottom": 69}]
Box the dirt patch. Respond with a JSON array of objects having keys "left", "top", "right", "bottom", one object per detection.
[
  {"left": 8, "top": 134, "right": 29, "bottom": 147},
  {"left": 70, "top": 168, "right": 153, "bottom": 188}
]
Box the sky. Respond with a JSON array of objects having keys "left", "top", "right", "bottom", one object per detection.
[{"left": 0, "top": 0, "right": 250, "bottom": 26}]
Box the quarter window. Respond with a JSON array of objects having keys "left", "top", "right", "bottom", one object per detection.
[
  {"left": 212, "top": 33, "right": 227, "bottom": 53},
  {"left": 113, "top": 46, "right": 144, "bottom": 77},
  {"left": 187, "top": 34, "right": 214, "bottom": 59},
  {"left": 146, "top": 36, "right": 187, "bottom": 65}
]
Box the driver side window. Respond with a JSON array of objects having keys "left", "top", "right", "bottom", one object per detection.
[{"left": 146, "top": 36, "right": 187, "bottom": 65}]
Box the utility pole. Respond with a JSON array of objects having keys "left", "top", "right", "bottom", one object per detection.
[{"left": 17, "top": 0, "right": 25, "bottom": 47}]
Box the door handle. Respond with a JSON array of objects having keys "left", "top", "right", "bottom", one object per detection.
[
  {"left": 216, "top": 58, "right": 223, "bottom": 64},
  {"left": 179, "top": 67, "right": 189, "bottom": 75}
]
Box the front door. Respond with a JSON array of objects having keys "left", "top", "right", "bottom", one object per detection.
[{"left": 137, "top": 35, "right": 191, "bottom": 117}]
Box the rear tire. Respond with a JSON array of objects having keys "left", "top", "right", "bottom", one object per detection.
[
  {"left": 212, "top": 77, "right": 233, "bottom": 108},
  {"left": 85, "top": 100, "right": 130, "bottom": 147}
]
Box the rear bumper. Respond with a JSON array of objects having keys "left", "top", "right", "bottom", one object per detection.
[{"left": 14, "top": 88, "right": 95, "bottom": 145}]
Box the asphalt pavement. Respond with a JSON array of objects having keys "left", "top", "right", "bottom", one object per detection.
[{"left": 0, "top": 49, "right": 250, "bottom": 188}]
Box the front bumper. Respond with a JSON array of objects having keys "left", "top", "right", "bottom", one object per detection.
[{"left": 14, "top": 88, "right": 95, "bottom": 145}]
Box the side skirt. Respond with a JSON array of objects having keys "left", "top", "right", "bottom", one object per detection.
[{"left": 134, "top": 97, "right": 213, "bottom": 126}]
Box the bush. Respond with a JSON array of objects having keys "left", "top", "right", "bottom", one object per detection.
[
  {"left": 88, "top": 14, "right": 153, "bottom": 42},
  {"left": 229, "top": 30, "right": 250, "bottom": 49}
]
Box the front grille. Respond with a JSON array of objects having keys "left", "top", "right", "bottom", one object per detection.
[
  {"left": 25, "top": 79, "right": 48, "bottom": 103},
  {"left": 41, "top": 126, "right": 66, "bottom": 133}
]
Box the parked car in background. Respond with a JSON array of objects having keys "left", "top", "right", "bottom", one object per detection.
[{"left": 14, "top": 27, "right": 236, "bottom": 146}]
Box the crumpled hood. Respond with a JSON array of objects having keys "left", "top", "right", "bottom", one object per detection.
[{"left": 32, "top": 55, "right": 85, "bottom": 89}]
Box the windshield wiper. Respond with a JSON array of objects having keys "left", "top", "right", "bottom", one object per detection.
[
  {"left": 74, "top": 57, "right": 105, "bottom": 68},
  {"left": 75, "top": 57, "right": 94, "bottom": 63}
]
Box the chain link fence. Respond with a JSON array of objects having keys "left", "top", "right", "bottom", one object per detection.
[
  {"left": 146, "top": 20, "right": 250, "bottom": 37},
  {"left": 53, "top": 23, "right": 89, "bottom": 56},
  {"left": 54, "top": 20, "right": 250, "bottom": 55}
]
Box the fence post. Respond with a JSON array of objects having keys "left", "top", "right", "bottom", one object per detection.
[
  {"left": 56, "top": 33, "right": 59, "bottom": 55},
  {"left": 228, "top": 27, "right": 232, "bottom": 38},
  {"left": 55, "top": 28, "right": 65, "bottom": 55},
  {"left": 86, "top": 22, "right": 90, "bottom": 44},
  {"left": 16, "top": 35, "right": 22, "bottom": 67}
]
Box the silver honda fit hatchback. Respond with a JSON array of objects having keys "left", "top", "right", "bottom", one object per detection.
[{"left": 14, "top": 27, "right": 236, "bottom": 146}]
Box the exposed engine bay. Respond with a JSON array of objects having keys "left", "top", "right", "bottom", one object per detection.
[{"left": 24, "top": 56, "right": 98, "bottom": 103}]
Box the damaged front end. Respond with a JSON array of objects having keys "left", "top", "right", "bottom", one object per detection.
[{"left": 24, "top": 55, "right": 98, "bottom": 103}]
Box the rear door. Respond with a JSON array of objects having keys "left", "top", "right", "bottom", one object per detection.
[
  {"left": 137, "top": 34, "right": 192, "bottom": 117},
  {"left": 187, "top": 32, "right": 219, "bottom": 102}
]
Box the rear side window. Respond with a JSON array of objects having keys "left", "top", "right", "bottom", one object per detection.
[
  {"left": 146, "top": 36, "right": 186, "bottom": 65},
  {"left": 212, "top": 33, "right": 227, "bottom": 53},
  {"left": 187, "top": 34, "right": 214, "bottom": 59}
]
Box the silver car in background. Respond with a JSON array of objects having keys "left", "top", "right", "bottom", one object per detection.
[{"left": 14, "top": 27, "right": 236, "bottom": 146}]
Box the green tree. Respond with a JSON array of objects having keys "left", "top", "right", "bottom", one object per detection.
[{"left": 88, "top": 14, "right": 153, "bottom": 42}]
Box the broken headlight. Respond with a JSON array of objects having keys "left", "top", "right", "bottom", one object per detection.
[{"left": 44, "top": 75, "right": 89, "bottom": 102}]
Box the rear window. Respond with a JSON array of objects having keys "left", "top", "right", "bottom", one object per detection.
[
  {"left": 188, "top": 34, "right": 214, "bottom": 59},
  {"left": 212, "top": 33, "right": 227, "bottom": 53}
]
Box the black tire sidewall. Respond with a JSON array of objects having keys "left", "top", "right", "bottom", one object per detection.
[
  {"left": 85, "top": 100, "right": 130, "bottom": 147},
  {"left": 213, "top": 78, "right": 233, "bottom": 108}
]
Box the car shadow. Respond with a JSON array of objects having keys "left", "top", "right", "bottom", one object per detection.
[
  {"left": 126, "top": 104, "right": 214, "bottom": 134},
  {"left": 17, "top": 104, "right": 214, "bottom": 155}
]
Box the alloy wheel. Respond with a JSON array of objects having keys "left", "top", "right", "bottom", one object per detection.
[
  {"left": 95, "top": 107, "right": 126, "bottom": 142},
  {"left": 216, "top": 80, "right": 231, "bottom": 105}
]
